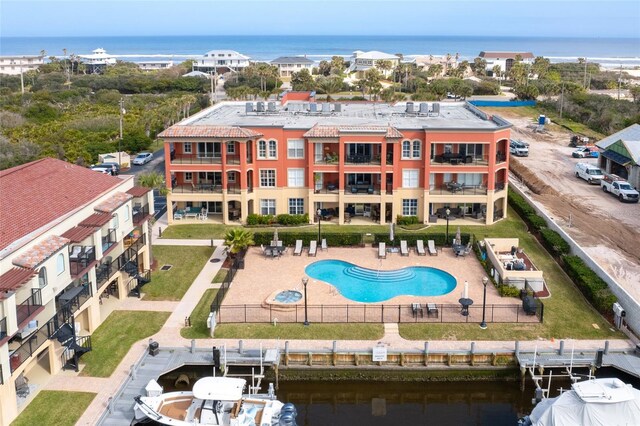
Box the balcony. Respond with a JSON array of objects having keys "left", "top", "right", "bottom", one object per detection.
[
  {"left": 69, "top": 246, "right": 96, "bottom": 276},
  {"left": 496, "top": 152, "right": 507, "bottom": 163},
  {"left": 0, "top": 316, "right": 6, "bottom": 340},
  {"left": 172, "top": 184, "right": 224, "bottom": 194},
  {"left": 227, "top": 184, "right": 241, "bottom": 194},
  {"left": 344, "top": 155, "right": 381, "bottom": 165},
  {"left": 431, "top": 154, "right": 489, "bottom": 166},
  {"left": 429, "top": 183, "right": 488, "bottom": 196},
  {"left": 171, "top": 154, "right": 221, "bottom": 164},
  {"left": 9, "top": 317, "right": 57, "bottom": 373},
  {"left": 96, "top": 237, "right": 144, "bottom": 290},
  {"left": 346, "top": 184, "right": 382, "bottom": 195},
  {"left": 56, "top": 283, "right": 92, "bottom": 323},
  {"left": 16, "top": 289, "right": 43, "bottom": 327},
  {"left": 132, "top": 205, "right": 151, "bottom": 225},
  {"left": 495, "top": 181, "right": 506, "bottom": 191},
  {"left": 101, "top": 229, "right": 116, "bottom": 252}
]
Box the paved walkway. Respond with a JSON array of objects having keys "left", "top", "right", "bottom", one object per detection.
[{"left": 40, "top": 212, "right": 637, "bottom": 425}]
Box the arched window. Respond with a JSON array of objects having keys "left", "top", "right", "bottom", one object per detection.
[
  {"left": 112, "top": 213, "right": 119, "bottom": 229},
  {"left": 257, "top": 140, "right": 267, "bottom": 158},
  {"left": 38, "top": 267, "right": 48, "bottom": 288},
  {"left": 56, "top": 253, "right": 65, "bottom": 275}
]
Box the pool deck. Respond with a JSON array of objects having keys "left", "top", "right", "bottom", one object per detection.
[{"left": 225, "top": 245, "right": 511, "bottom": 308}]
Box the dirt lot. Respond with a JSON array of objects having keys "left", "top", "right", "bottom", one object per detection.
[{"left": 482, "top": 108, "right": 640, "bottom": 299}]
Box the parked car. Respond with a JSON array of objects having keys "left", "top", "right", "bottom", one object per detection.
[
  {"left": 572, "top": 146, "right": 599, "bottom": 158},
  {"left": 510, "top": 139, "right": 529, "bottom": 157},
  {"left": 574, "top": 162, "right": 604, "bottom": 184},
  {"left": 132, "top": 152, "right": 153, "bottom": 165},
  {"left": 97, "top": 162, "right": 120, "bottom": 175},
  {"left": 601, "top": 173, "right": 640, "bottom": 203},
  {"left": 90, "top": 166, "right": 113, "bottom": 175}
]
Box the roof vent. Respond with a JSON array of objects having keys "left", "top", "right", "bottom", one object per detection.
[
  {"left": 256, "top": 102, "right": 265, "bottom": 112},
  {"left": 406, "top": 102, "right": 414, "bottom": 114},
  {"left": 267, "top": 101, "right": 276, "bottom": 112},
  {"left": 245, "top": 102, "right": 254, "bottom": 113},
  {"left": 431, "top": 102, "right": 440, "bottom": 116},
  {"left": 309, "top": 103, "right": 318, "bottom": 113},
  {"left": 334, "top": 103, "right": 342, "bottom": 113},
  {"left": 419, "top": 103, "right": 429, "bottom": 114},
  {"left": 322, "top": 103, "right": 331, "bottom": 114}
]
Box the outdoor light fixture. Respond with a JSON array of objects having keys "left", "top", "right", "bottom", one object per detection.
[
  {"left": 317, "top": 208, "right": 322, "bottom": 242},
  {"left": 302, "top": 276, "right": 309, "bottom": 326},
  {"left": 445, "top": 208, "right": 451, "bottom": 246},
  {"left": 480, "top": 276, "right": 489, "bottom": 329}
]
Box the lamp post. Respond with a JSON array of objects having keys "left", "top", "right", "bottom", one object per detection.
[
  {"left": 445, "top": 208, "right": 451, "bottom": 246},
  {"left": 480, "top": 276, "right": 489, "bottom": 329},
  {"left": 317, "top": 208, "right": 322, "bottom": 242},
  {"left": 118, "top": 97, "right": 125, "bottom": 168},
  {"left": 302, "top": 277, "right": 309, "bottom": 326}
]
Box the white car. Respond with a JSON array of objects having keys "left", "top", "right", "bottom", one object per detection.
[
  {"left": 510, "top": 139, "right": 529, "bottom": 157},
  {"left": 132, "top": 152, "right": 153, "bottom": 165}
]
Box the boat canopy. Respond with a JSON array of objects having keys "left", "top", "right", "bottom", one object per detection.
[{"left": 192, "top": 377, "right": 246, "bottom": 401}]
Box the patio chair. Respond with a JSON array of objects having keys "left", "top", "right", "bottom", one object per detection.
[
  {"left": 293, "top": 240, "right": 303, "bottom": 256},
  {"left": 411, "top": 303, "right": 423, "bottom": 318},
  {"left": 308, "top": 240, "right": 317, "bottom": 257},
  {"left": 15, "top": 374, "right": 29, "bottom": 398},
  {"left": 427, "top": 303, "right": 439, "bottom": 318},
  {"left": 321, "top": 239, "right": 328, "bottom": 251},
  {"left": 400, "top": 240, "right": 409, "bottom": 256},
  {"left": 173, "top": 210, "right": 183, "bottom": 220},
  {"left": 199, "top": 208, "right": 208, "bottom": 220},
  {"left": 416, "top": 240, "right": 426, "bottom": 256},
  {"left": 427, "top": 240, "right": 438, "bottom": 256},
  {"left": 378, "top": 242, "right": 387, "bottom": 259},
  {"left": 276, "top": 241, "right": 283, "bottom": 247}
]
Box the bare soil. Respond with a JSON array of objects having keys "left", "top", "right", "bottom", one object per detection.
[{"left": 483, "top": 108, "right": 640, "bottom": 299}]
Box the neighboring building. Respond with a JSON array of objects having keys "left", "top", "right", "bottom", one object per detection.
[
  {"left": 195, "top": 50, "right": 251, "bottom": 73},
  {"left": 0, "top": 158, "right": 154, "bottom": 425},
  {"left": 0, "top": 56, "right": 44, "bottom": 75},
  {"left": 596, "top": 124, "right": 640, "bottom": 189},
  {"left": 78, "top": 48, "right": 117, "bottom": 73},
  {"left": 478, "top": 51, "right": 534, "bottom": 76},
  {"left": 159, "top": 98, "right": 511, "bottom": 226},
  {"left": 137, "top": 60, "right": 174, "bottom": 71},
  {"left": 182, "top": 70, "right": 210, "bottom": 78},
  {"left": 348, "top": 50, "right": 401, "bottom": 78},
  {"left": 270, "top": 56, "right": 315, "bottom": 78},
  {"left": 98, "top": 151, "right": 131, "bottom": 167}
]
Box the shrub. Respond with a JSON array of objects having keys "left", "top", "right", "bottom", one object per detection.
[
  {"left": 562, "top": 255, "right": 617, "bottom": 314},
  {"left": 508, "top": 190, "right": 536, "bottom": 217},
  {"left": 252, "top": 231, "right": 363, "bottom": 247},
  {"left": 539, "top": 228, "right": 570, "bottom": 256},
  {"left": 396, "top": 215, "right": 419, "bottom": 226},
  {"left": 498, "top": 285, "right": 522, "bottom": 298},
  {"left": 527, "top": 214, "right": 547, "bottom": 231},
  {"left": 275, "top": 213, "right": 309, "bottom": 226},
  {"left": 246, "top": 214, "right": 274, "bottom": 226}
]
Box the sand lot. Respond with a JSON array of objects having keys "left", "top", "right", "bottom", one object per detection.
[{"left": 483, "top": 109, "right": 640, "bottom": 300}]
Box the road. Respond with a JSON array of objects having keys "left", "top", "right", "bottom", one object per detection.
[{"left": 121, "top": 147, "right": 167, "bottom": 219}]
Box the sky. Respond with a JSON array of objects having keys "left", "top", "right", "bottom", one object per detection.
[{"left": 1, "top": 0, "right": 639, "bottom": 38}]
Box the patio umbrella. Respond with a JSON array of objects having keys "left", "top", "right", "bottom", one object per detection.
[
  {"left": 273, "top": 228, "right": 279, "bottom": 244},
  {"left": 463, "top": 280, "right": 469, "bottom": 299},
  {"left": 455, "top": 227, "right": 462, "bottom": 246},
  {"left": 389, "top": 223, "right": 395, "bottom": 242}
]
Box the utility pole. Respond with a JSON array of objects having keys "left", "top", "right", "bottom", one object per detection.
[
  {"left": 119, "top": 98, "right": 125, "bottom": 167},
  {"left": 559, "top": 83, "right": 565, "bottom": 118},
  {"left": 617, "top": 64, "right": 623, "bottom": 100},
  {"left": 210, "top": 71, "right": 214, "bottom": 106},
  {"left": 19, "top": 61, "right": 24, "bottom": 95},
  {"left": 583, "top": 58, "right": 588, "bottom": 89}
]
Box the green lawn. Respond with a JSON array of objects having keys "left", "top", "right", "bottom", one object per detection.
[
  {"left": 212, "top": 268, "right": 228, "bottom": 283},
  {"left": 181, "top": 289, "right": 218, "bottom": 339},
  {"left": 161, "top": 224, "right": 237, "bottom": 239},
  {"left": 144, "top": 246, "right": 215, "bottom": 300},
  {"left": 399, "top": 207, "right": 623, "bottom": 341},
  {"left": 11, "top": 391, "right": 96, "bottom": 426},
  {"left": 80, "top": 311, "right": 170, "bottom": 377},
  {"left": 214, "top": 323, "right": 384, "bottom": 340}
]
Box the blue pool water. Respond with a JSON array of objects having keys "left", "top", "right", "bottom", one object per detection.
[
  {"left": 274, "top": 290, "right": 302, "bottom": 303},
  {"left": 305, "top": 260, "right": 456, "bottom": 303}
]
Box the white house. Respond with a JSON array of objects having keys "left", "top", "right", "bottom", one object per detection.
[
  {"left": 270, "top": 56, "right": 315, "bottom": 78},
  {"left": 78, "top": 48, "right": 117, "bottom": 73},
  {"left": 195, "top": 50, "right": 251, "bottom": 72},
  {"left": 479, "top": 51, "right": 534, "bottom": 76},
  {"left": 137, "top": 60, "right": 174, "bottom": 71},
  {"left": 0, "top": 56, "right": 44, "bottom": 75},
  {"left": 348, "top": 50, "right": 401, "bottom": 78}
]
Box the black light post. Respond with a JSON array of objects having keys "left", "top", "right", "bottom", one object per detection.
[
  {"left": 317, "top": 208, "right": 322, "bottom": 242},
  {"left": 302, "top": 277, "right": 309, "bottom": 326},
  {"left": 445, "top": 208, "right": 451, "bottom": 246},
  {"left": 480, "top": 276, "right": 489, "bottom": 329}
]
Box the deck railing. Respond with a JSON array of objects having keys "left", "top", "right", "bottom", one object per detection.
[
  {"left": 0, "top": 316, "right": 6, "bottom": 340},
  {"left": 16, "top": 289, "right": 42, "bottom": 326}
]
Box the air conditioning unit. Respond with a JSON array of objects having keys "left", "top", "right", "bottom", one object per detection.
[{"left": 613, "top": 302, "right": 625, "bottom": 317}]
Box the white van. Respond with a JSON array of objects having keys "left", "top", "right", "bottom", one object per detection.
[{"left": 574, "top": 162, "right": 604, "bottom": 184}]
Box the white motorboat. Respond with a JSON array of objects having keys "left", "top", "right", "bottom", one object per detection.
[
  {"left": 133, "top": 376, "right": 296, "bottom": 426},
  {"left": 519, "top": 377, "right": 640, "bottom": 426}
]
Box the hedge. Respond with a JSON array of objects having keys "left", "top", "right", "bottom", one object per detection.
[
  {"left": 246, "top": 213, "right": 309, "bottom": 226},
  {"left": 252, "top": 231, "right": 363, "bottom": 247},
  {"left": 508, "top": 190, "right": 546, "bottom": 231},
  {"left": 539, "top": 228, "right": 571, "bottom": 256},
  {"left": 396, "top": 215, "right": 420, "bottom": 226},
  {"left": 562, "top": 255, "right": 617, "bottom": 314}
]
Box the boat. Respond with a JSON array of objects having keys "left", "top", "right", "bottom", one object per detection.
[
  {"left": 519, "top": 377, "right": 640, "bottom": 426},
  {"left": 133, "top": 376, "right": 296, "bottom": 426}
]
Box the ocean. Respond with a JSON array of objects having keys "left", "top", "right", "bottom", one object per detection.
[{"left": 2, "top": 35, "right": 639, "bottom": 68}]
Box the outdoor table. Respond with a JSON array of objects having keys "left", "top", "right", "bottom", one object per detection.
[{"left": 459, "top": 298, "right": 473, "bottom": 316}]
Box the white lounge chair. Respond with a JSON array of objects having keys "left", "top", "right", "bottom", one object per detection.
[
  {"left": 411, "top": 303, "right": 423, "bottom": 318},
  {"left": 321, "top": 238, "right": 328, "bottom": 251},
  {"left": 293, "top": 240, "right": 303, "bottom": 256},
  {"left": 427, "top": 303, "right": 439, "bottom": 317},
  {"left": 416, "top": 240, "right": 426, "bottom": 256},
  {"left": 427, "top": 240, "right": 438, "bottom": 256},
  {"left": 378, "top": 242, "right": 387, "bottom": 259},
  {"left": 308, "top": 240, "right": 317, "bottom": 257},
  {"left": 400, "top": 240, "right": 409, "bottom": 256}
]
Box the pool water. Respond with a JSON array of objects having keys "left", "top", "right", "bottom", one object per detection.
[
  {"left": 274, "top": 290, "right": 303, "bottom": 303},
  {"left": 305, "top": 260, "right": 456, "bottom": 302}
]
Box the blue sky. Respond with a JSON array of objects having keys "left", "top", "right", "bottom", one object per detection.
[{"left": 1, "top": 0, "right": 639, "bottom": 38}]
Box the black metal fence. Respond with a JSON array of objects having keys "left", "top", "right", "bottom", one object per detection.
[{"left": 210, "top": 256, "right": 242, "bottom": 312}]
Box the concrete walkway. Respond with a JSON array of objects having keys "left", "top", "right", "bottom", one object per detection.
[{"left": 40, "top": 212, "right": 637, "bottom": 425}]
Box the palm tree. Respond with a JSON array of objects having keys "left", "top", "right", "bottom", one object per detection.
[
  {"left": 316, "top": 76, "right": 343, "bottom": 101},
  {"left": 492, "top": 65, "right": 502, "bottom": 81},
  {"left": 224, "top": 229, "right": 255, "bottom": 256},
  {"left": 375, "top": 60, "right": 393, "bottom": 78}
]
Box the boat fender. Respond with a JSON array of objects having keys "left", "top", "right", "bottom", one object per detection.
[{"left": 279, "top": 403, "right": 297, "bottom": 425}]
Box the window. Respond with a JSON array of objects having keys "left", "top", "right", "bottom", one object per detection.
[
  {"left": 124, "top": 206, "right": 130, "bottom": 222},
  {"left": 258, "top": 140, "right": 267, "bottom": 158},
  {"left": 402, "top": 199, "right": 418, "bottom": 216},
  {"left": 287, "top": 169, "right": 304, "bottom": 187},
  {"left": 402, "top": 141, "right": 411, "bottom": 159},
  {"left": 112, "top": 213, "right": 119, "bottom": 229},
  {"left": 227, "top": 142, "right": 236, "bottom": 154},
  {"left": 258, "top": 140, "right": 277, "bottom": 159},
  {"left": 412, "top": 140, "right": 421, "bottom": 158},
  {"left": 38, "top": 267, "right": 47, "bottom": 288},
  {"left": 185, "top": 172, "right": 192, "bottom": 182},
  {"left": 402, "top": 170, "right": 419, "bottom": 188},
  {"left": 268, "top": 140, "right": 277, "bottom": 158},
  {"left": 260, "top": 169, "right": 276, "bottom": 187},
  {"left": 287, "top": 139, "right": 304, "bottom": 158},
  {"left": 289, "top": 198, "right": 304, "bottom": 215},
  {"left": 402, "top": 140, "right": 421, "bottom": 159},
  {"left": 184, "top": 143, "right": 192, "bottom": 154},
  {"left": 228, "top": 171, "right": 236, "bottom": 182},
  {"left": 260, "top": 199, "right": 276, "bottom": 215},
  {"left": 57, "top": 253, "right": 66, "bottom": 275}
]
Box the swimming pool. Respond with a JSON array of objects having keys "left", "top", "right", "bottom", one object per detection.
[
  {"left": 305, "top": 260, "right": 457, "bottom": 303},
  {"left": 273, "top": 290, "right": 303, "bottom": 303}
]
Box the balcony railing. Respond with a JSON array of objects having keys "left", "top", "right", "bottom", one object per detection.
[
  {"left": 96, "top": 234, "right": 145, "bottom": 290},
  {"left": 9, "top": 316, "right": 57, "bottom": 373},
  {"left": 172, "top": 184, "right": 224, "bottom": 194},
  {"left": 16, "top": 289, "right": 43, "bottom": 326},
  {"left": 344, "top": 155, "right": 381, "bottom": 165},
  {"left": 346, "top": 184, "right": 381, "bottom": 195},
  {"left": 171, "top": 155, "right": 222, "bottom": 164},
  {"left": 227, "top": 184, "right": 241, "bottom": 194},
  {"left": 101, "top": 229, "right": 116, "bottom": 252},
  {"left": 132, "top": 205, "right": 150, "bottom": 225},
  {"left": 431, "top": 154, "right": 489, "bottom": 166},
  {"left": 56, "top": 284, "right": 92, "bottom": 323},
  {"left": 496, "top": 153, "right": 507, "bottom": 163},
  {"left": 226, "top": 154, "right": 242, "bottom": 165},
  {"left": 495, "top": 181, "right": 506, "bottom": 191},
  {"left": 69, "top": 246, "right": 96, "bottom": 276},
  {"left": 429, "top": 184, "right": 488, "bottom": 196},
  {"left": 0, "top": 316, "right": 6, "bottom": 340}
]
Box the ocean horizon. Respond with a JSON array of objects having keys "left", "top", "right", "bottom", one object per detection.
[{"left": 2, "top": 35, "right": 640, "bottom": 67}]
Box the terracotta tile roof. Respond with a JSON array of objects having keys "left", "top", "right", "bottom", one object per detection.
[
  {"left": 79, "top": 213, "right": 112, "bottom": 227},
  {"left": 0, "top": 267, "right": 37, "bottom": 297},
  {"left": 127, "top": 186, "right": 152, "bottom": 197},
  {"left": 94, "top": 192, "right": 133, "bottom": 213},
  {"left": 0, "top": 158, "right": 121, "bottom": 252},
  {"left": 303, "top": 125, "right": 403, "bottom": 139},
  {"left": 60, "top": 225, "right": 96, "bottom": 243},
  {"left": 158, "top": 126, "right": 263, "bottom": 139},
  {"left": 12, "top": 235, "right": 69, "bottom": 269}
]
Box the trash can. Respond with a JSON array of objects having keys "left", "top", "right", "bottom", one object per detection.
[{"left": 149, "top": 341, "right": 159, "bottom": 356}]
